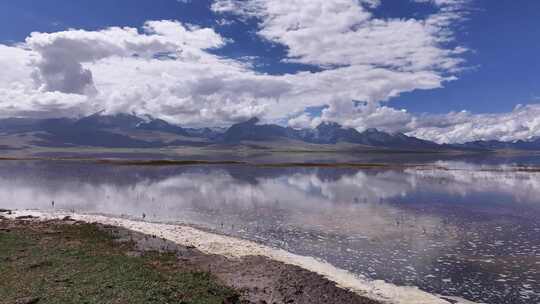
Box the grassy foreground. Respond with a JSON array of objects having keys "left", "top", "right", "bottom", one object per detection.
[{"left": 0, "top": 219, "right": 238, "bottom": 304}]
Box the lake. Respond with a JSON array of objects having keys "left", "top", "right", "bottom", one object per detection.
[{"left": 0, "top": 157, "right": 539, "bottom": 304}]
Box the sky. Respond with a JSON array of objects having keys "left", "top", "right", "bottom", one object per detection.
[{"left": 0, "top": 0, "right": 539, "bottom": 143}]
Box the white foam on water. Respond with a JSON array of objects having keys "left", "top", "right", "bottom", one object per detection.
[{"left": 5, "top": 210, "right": 483, "bottom": 304}]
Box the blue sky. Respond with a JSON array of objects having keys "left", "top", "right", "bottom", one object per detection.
[
  {"left": 0, "top": 0, "right": 539, "bottom": 143},
  {"left": 391, "top": 0, "right": 540, "bottom": 114}
]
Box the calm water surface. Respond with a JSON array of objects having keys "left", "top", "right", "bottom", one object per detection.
[{"left": 0, "top": 158, "right": 539, "bottom": 304}]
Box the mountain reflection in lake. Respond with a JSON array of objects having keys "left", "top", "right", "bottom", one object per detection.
[{"left": 0, "top": 160, "right": 539, "bottom": 304}]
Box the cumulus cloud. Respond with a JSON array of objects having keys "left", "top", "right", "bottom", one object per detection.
[
  {"left": 286, "top": 101, "right": 540, "bottom": 144},
  {"left": 0, "top": 20, "right": 289, "bottom": 124},
  {"left": 0, "top": 45, "right": 35, "bottom": 86},
  {"left": 211, "top": 0, "right": 466, "bottom": 71},
  {"left": 407, "top": 105, "right": 540, "bottom": 144},
  {"left": 25, "top": 20, "right": 225, "bottom": 95},
  {"left": 212, "top": 0, "right": 472, "bottom": 130}
]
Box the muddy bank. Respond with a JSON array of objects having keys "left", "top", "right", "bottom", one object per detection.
[
  {"left": 0, "top": 213, "right": 379, "bottom": 304},
  {"left": 109, "top": 220, "right": 381, "bottom": 304}
]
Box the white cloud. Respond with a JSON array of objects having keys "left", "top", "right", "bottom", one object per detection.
[
  {"left": 407, "top": 104, "right": 540, "bottom": 144},
  {"left": 25, "top": 20, "right": 226, "bottom": 95},
  {"left": 1, "top": 8, "right": 457, "bottom": 126},
  {"left": 211, "top": 0, "right": 475, "bottom": 132},
  {"left": 0, "top": 45, "right": 35, "bottom": 86},
  {"left": 86, "top": 52, "right": 290, "bottom": 125},
  {"left": 0, "top": 20, "right": 286, "bottom": 124},
  {"left": 4, "top": 1, "right": 536, "bottom": 144},
  {"left": 287, "top": 101, "right": 540, "bottom": 144},
  {"left": 211, "top": 0, "right": 466, "bottom": 71}
]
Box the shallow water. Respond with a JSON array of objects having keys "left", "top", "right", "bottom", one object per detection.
[{"left": 0, "top": 157, "right": 539, "bottom": 304}]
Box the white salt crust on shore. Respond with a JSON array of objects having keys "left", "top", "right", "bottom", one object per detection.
[{"left": 6, "top": 210, "right": 481, "bottom": 304}]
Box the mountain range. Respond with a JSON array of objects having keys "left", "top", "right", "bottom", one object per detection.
[{"left": 0, "top": 113, "right": 539, "bottom": 152}]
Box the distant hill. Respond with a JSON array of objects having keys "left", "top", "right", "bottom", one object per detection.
[
  {"left": 35, "top": 117, "right": 163, "bottom": 148},
  {"left": 221, "top": 118, "right": 293, "bottom": 143},
  {"left": 0, "top": 114, "right": 539, "bottom": 152},
  {"left": 453, "top": 138, "right": 540, "bottom": 151},
  {"left": 75, "top": 112, "right": 143, "bottom": 130},
  {"left": 136, "top": 118, "right": 190, "bottom": 137},
  {"left": 220, "top": 118, "right": 442, "bottom": 151},
  {"left": 0, "top": 117, "right": 43, "bottom": 134},
  {"left": 297, "top": 122, "right": 441, "bottom": 150}
]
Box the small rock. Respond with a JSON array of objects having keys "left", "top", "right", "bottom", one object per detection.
[
  {"left": 15, "top": 297, "right": 40, "bottom": 304},
  {"left": 125, "top": 251, "right": 142, "bottom": 258},
  {"left": 28, "top": 260, "right": 52, "bottom": 270},
  {"left": 222, "top": 294, "right": 240, "bottom": 304},
  {"left": 16, "top": 215, "right": 37, "bottom": 220}
]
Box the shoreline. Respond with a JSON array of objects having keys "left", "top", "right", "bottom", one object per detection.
[
  {"left": 0, "top": 156, "right": 437, "bottom": 169},
  {"left": 2, "top": 209, "right": 478, "bottom": 304},
  {"left": 0, "top": 156, "right": 540, "bottom": 172}
]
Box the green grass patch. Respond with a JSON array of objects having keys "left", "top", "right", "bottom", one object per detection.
[{"left": 0, "top": 222, "right": 237, "bottom": 304}]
